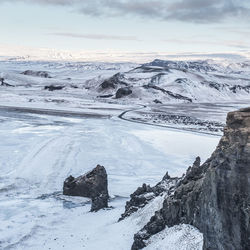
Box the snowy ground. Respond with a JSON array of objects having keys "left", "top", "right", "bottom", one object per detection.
[
  {"left": 0, "top": 108, "right": 219, "bottom": 250},
  {"left": 1, "top": 59, "right": 250, "bottom": 135},
  {"left": 1, "top": 59, "right": 249, "bottom": 249}
]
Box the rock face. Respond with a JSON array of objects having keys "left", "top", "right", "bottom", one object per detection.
[
  {"left": 100, "top": 73, "right": 127, "bottom": 89},
  {"left": 116, "top": 87, "right": 132, "bottom": 98},
  {"left": 132, "top": 108, "right": 250, "bottom": 250},
  {"left": 63, "top": 165, "right": 109, "bottom": 211},
  {"left": 119, "top": 172, "right": 180, "bottom": 221}
]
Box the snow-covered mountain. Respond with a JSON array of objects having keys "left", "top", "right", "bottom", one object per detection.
[
  {"left": 1, "top": 58, "right": 250, "bottom": 250},
  {"left": 1, "top": 59, "right": 250, "bottom": 108},
  {"left": 93, "top": 59, "right": 250, "bottom": 104}
]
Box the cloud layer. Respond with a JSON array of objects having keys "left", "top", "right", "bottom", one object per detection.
[
  {"left": 2, "top": 0, "right": 250, "bottom": 23},
  {"left": 49, "top": 32, "right": 139, "bottom": 41}
]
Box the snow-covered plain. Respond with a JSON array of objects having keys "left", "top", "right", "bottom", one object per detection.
[{"left": 0, "top": 109, "right": 219, "bottom": 250}]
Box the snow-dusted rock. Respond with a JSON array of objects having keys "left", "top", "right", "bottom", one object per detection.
[
  {"left": 132, "top": 108, "right": 250, "bottom": 250},
  {"left": 116, "top": 87, "right": 132, "bottom": 98},
  {"left": 119, "top": 172, "right": 180, "bottom": 221},
  {"left": 63, "top": 165, "right": 109, "bottom": 211}
]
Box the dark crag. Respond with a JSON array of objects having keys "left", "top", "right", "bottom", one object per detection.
[
  {"left": 63, "top": 165, "right": 109, "bottom": 212},
  {"left": 131, "top": 108, "right": 250, "bottom": 250}
]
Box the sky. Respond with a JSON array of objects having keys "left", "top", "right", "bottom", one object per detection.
[{"left": 0, "top": 0, "right": 250, "bottom": 61}]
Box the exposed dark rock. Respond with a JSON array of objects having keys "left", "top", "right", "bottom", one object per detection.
[
  {"left": 63, "top": 165, "right": 109, "bottom": 211},
  {"left": 132, "top": 66, "right": 169, "bottom": 73},
  {"left": 70, "top": 84, "right": 79, "bottom": 89},
  {"left": 131, "top": 108, "right": 250, "bottom": 250},
  {"left": 0, "top": 77, "right": 14, "bottom": 87},
  {"left": 140, "top": 113, "right": 224, "bottom": 134},
  {"left": 22, "top": 70, "right": 52, "bottom": 78},
  {"left": 153, "top": 99, "right": 162, "bottom": 104},
  {"left": 115, "top": 87, "right": 132, "bottom": 99},
  {"left": 119, "top": 172, "right": 180, "bottom": 221},
  {"left": 150, "top": 73, "right": 166, "bottom": 84},
  {"left": 143, "top": 85, "right": 192, "bottom": 102},
  {"left": 97, "top": 94, "right": 114, "bottom": 98},
  {"left": 175, "top": 78, "right": 189, "bottom": 84},
  {"left": 44, "top": 85, "right": 65, "bottom": 91},
  {"left": 230, "top": 85, "right": 250, "bottom": 93},
  {"left": 200, "top": 80, "right": 226, "bottom": 91},
  {"left": 100, "top": 73, "right": 128, "bottom": 89}
]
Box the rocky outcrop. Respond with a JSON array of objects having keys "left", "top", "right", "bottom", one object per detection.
[
  {"left": 0, "top": 77, "right": 14, "bottom": 87},
  {"left": 153, "top": 99, "right": 162, "bottom": 104},
  {"left": 116, "top": 87, "right": 132, "bottom": 98},
  {"left": 22, "top": 70, "right": 51, "bottom": 78},
  {"left": 63, "top": 165, "right": 109, "bottom": 211},
  {"left": 143, "top": 84, "right": 192, "bottom": 102},
  {"left": 44, "top": 85, "right": 65, "bottom": 91},
  {"left": 119, "top": 172, "right": 180, "bottom": 221},
  {"left": 131, "top": 108, "right": 250, "bottom": 250},
  {"left": 100, "top": 73, "right": 128, "bottom": 89}
]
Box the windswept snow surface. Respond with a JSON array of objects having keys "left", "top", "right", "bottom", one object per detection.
[
  {"left": 1, "top": 59, "right": 250, "bottom": 135},
  {"left": 0, "top": 108, "right": 219, "bottom": 250},
  {"left": 0, "top": 58, "right": 249, "bottom": 249}
]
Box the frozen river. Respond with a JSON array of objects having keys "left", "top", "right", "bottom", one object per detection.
[{"left": 0, "top": 109, "right": 219, "bottom": 249}]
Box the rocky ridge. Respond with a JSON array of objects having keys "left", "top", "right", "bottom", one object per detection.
[
  {"left": 130, "top": 108, "right": 250, "bottom": 250},
  {"left": 119, "top": 172, "right": 180, "bottom": 221}
]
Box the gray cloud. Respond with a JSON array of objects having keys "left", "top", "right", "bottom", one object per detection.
[
  {"left": 2, "top": 0, "right": 250, "bottom": 23},
  {"left": 49, "top": 32, "right": 140, "bottom": 41}
]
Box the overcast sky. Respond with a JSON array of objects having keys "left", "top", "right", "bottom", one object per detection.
[{"left": 0, "top": 0, "right": 249, "bottom": 57}]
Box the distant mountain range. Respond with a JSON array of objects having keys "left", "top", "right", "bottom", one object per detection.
[
  {"left": 1, "top": 58, "right": 250, "bottom": 106},
  {"left": 95, "top": 59, "right": 250, "bottom": 103}
]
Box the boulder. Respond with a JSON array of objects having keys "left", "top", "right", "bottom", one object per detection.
[
  {"left": 100, "top": 73, "right": 127, "bottom": 89},
  {"left": 132, "top": 108, "right": 250, "bottom": 250},
  {"left": 116, "top": 87, "right": 132, "bottom": 99},
  {"left": 63, "top": 165, "right": 109, "bottom": 211}
]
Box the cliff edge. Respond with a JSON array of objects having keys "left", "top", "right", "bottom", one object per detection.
[{"left": 132, "top": 108, "right": 250, "bottom": 250}]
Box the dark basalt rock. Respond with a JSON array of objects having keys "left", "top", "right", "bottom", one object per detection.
[
  {"left": 44, "top": 85, "right": 65, "bottom": 91},
  {"left": 0, "top": 77, "right": 14, "bottom": 87},
  {"left": 143, "top": 84, "right": 192, "bottom": 103},
  {"left": 175, "top": 78, "right": 189, "bottom": 84},
  {"left": 97, "top": 94, "right": 114, "bottom": 98},
  {"left": 131, "top": 108, "right": 250, "bottom": 250},
  {"left": 153, "top": 99, "right": 162, "bottom": 104},
  {"left": 230, "top": 85, "right": 250, "bottom": 93},
  {"left": 100, "top": 73, "right": 128, "bottom": 89},
  {"left": 119, "top": 172, "right": 180, "bottom": 221},
  {"left": 115, "top": 87, "right": 132, "bottom": 99},
  {"left": 141, "top": 113, "right": 224, "bottom": 134},
  {"left": 63, "top": 165, "right": 109, "bottom": 211},
  {"left": 22, "top": 70, "right": 52, "bottom": 78}
]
